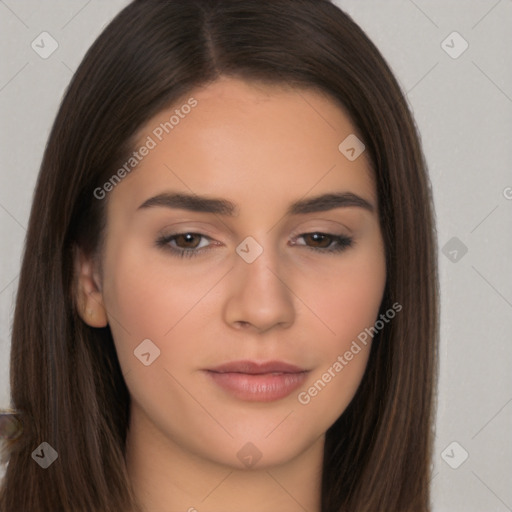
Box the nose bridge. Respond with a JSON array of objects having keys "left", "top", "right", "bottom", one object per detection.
[
  {"left": 239, "top": 245, "right": 280, "bottom": 294},
  {"left": 224, "top": 235, "right": 295, "bottom": 332}
]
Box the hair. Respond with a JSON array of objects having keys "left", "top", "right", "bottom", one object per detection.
[{"left": 0, "top": 0, "right": 439, "bottom": 510}]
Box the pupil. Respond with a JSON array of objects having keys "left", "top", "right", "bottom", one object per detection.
[
  {"left": 310, "top": 233, "right": 329, "bottom": 247},
  {"left": 182, "top": 234, "right": 198, "bottom": 247}
]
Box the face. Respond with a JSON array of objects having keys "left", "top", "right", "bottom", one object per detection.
[{"left": 77, "top": 76, "right": 386, "bottom": 470}]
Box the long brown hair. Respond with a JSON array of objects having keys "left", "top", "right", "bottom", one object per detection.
[{"left": 0, "top": 1, "right": 439, "bottom": 510}]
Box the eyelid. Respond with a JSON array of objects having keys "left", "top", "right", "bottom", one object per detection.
[{"left": 288, "top": 222, "right": 352, "bottom": 238}]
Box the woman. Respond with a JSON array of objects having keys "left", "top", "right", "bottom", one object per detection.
[{"left": 0, "top": 0, "right": 439, "bottom": 510}]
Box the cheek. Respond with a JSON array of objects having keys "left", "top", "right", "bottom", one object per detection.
[
  {"left": 293, "top": 280, "right": 385, "bottom": 428},
  {"left": 101, "top": 246, "right": 215, "bottom": 372},
  {"left": 292, "top": 241, "right": 386, "bottom": 413},
  {"left": 300, "top": 241, "right": 386, "bottom": 350}
]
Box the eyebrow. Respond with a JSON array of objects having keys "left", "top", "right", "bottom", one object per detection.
[{"left": 137, "top": 191, "right": 375, "bottom": 216}]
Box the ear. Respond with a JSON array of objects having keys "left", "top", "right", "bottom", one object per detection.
[{"left": 73, "top": 246, "right": 109, "bottom": 328}]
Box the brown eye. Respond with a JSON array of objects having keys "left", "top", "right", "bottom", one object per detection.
[
  {"left": 155, "top": 232, "right": 212, "bottom": 258},
  {"left": 293, "top": 232, "right": 354, "bottom": 254},
  {"left": 303, "top": 233, "right": 333, "bottom": 248},
  {"left": 172, "top": 233, "right": 202, "bottom": 249}
]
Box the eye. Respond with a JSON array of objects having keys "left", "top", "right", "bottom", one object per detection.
[
  {"left": 293, "top": 232, "right": 354, "bottom": 254},
  {"left": 155, "top": 232, "right": 213, "bottom": 258}
]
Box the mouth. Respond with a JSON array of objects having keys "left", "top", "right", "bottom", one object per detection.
[{"left": 204, "top": 360, "right": 310, "bottom": 402}]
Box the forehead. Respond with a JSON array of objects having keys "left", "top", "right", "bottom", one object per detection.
[{"left": 108, "top": 76, "right": 376, "bottom": 217}]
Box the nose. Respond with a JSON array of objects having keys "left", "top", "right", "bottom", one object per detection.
[{"left": 223, "top": 244, "right": 295, "bottom": 334}]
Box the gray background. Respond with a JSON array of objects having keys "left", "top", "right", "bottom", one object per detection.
[{"left": 1, "top": 1, "right": 511, "bottom": 510}]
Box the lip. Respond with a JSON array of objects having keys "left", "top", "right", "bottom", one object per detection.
[
  {"left": 204, "top": 360, "right": 309, "bottom": 402},
  {"left": 208, "top": 360, "right": 307, "bottom": 374}
]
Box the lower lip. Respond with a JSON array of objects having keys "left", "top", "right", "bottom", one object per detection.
[{"left": 205, "top": 371, "right": 309, "bottom": 402}]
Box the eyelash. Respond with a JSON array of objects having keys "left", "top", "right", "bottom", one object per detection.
[{"left": 155, "top": 231, "right": 354, "bottom": 258}]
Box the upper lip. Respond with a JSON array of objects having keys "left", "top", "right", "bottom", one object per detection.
[{"left": 206, "top": 360, "right": 307, "bottom": 374}]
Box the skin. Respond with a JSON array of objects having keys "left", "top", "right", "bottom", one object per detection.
[{"left": 75, "top": 76, "right": 387, "bottom": 512}]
